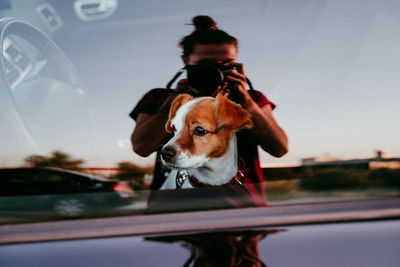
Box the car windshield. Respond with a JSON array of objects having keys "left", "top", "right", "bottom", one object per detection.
[{"left": 1, "top": 0, "right": 399, "bottom": 225}]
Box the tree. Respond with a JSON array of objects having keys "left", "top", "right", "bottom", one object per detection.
[
  {"left": 112, "top": 161, "right": 153, "bottom": 190},
  {"left": 25, "top": 150, "right": 84, "bottom": 171}
]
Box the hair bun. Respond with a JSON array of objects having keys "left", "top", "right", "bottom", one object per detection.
[{"left": 192, "top": 15, "right": 217, "bottom": 31}]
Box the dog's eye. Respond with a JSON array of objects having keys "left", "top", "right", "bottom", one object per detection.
[{"left": 193, "top": 126, "right": 209, "bottom": 136}]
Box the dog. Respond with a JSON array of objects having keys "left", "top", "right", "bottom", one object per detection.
[{"left": 159, "top": 93, "right": 253, "bottom": 189}]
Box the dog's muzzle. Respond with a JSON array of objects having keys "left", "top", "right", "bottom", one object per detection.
[{"left": 160, "top": 146, "right": 176, "bottom": 163}]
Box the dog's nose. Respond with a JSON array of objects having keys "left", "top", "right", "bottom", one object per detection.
[{"left": 160, "top": 146, "right": 176, "bottom": 162}]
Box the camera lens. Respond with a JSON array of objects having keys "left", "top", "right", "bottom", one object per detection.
[{"left": 186, "top": 59, "right": 224, "bottom": 94}]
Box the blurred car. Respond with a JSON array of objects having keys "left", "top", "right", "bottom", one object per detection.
[{"left": 0, "top": 167, "right": 135, "bottom": 218}]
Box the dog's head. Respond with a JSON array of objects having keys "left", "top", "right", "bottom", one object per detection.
[{"left": 160, "top": 93, "right": 253, "bottom": 169}]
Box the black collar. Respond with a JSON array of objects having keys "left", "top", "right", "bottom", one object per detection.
[{"left": 175, "top": 169, "right": 246, "bottom": 189}]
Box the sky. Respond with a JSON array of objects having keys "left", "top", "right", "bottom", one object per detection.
[{"left": 1, "top": 0, "right": 399, "bottom": 168}]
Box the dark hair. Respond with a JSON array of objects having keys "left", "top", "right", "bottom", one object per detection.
[{"left": 179, "top": 16, "right": 238, "bottom": 58}]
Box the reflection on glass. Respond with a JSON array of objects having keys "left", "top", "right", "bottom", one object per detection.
[
  {"left": 146, "top": 230, "right": 284, "bottom": 267},
  {"left": 1, "top": 0, "right": 400, "bottom": 224}
]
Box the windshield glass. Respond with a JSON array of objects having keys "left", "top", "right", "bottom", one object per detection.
[{"left": 1, "top": 0, "right": 399, "bottom": 224}]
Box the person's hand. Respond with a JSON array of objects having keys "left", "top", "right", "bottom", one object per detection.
[{"left": 222, "top": 62, "right": 255, "bottom": 109}]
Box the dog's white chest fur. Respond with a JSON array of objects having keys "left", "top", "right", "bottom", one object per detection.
[{"left": 160, "top": 135, "right": 238, "bottom": 189}]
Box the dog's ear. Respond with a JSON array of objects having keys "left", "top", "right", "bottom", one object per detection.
[
  {"left": 165, "top": 94, "right": 193, "bottom": 133},
  {"left": 215, "top": 93, "right": 253, "bottom": 132}
]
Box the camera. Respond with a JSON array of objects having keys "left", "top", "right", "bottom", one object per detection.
[{"left": 186, "top": 59, "right": 234, "bottom": 94}]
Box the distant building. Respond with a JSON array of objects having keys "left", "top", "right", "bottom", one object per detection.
[{"left": 301, "top": 156, "right": 342, "bottom": 166}]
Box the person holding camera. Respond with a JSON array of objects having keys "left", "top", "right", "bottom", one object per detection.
[{"left": 130, "top": 16, "right": 288, "bottom": 208}]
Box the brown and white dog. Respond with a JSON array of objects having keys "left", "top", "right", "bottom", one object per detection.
[{"left": 159, "top": 93, "right": 253, "bottom": 189}]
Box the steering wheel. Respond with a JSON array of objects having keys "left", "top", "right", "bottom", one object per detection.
[{"left": 0, "top": 18, "right": 92, "bottom": 152}]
